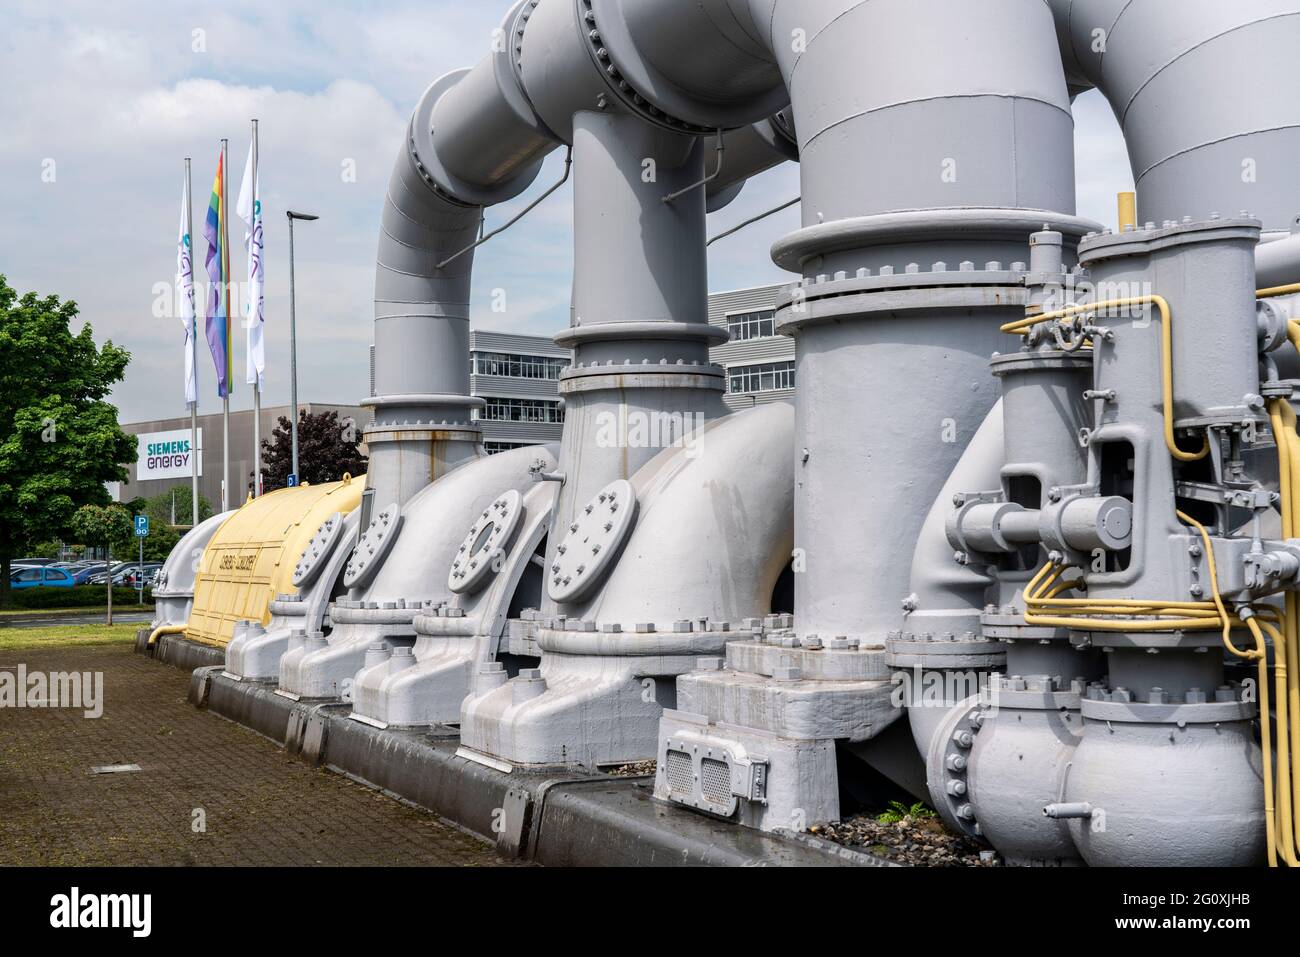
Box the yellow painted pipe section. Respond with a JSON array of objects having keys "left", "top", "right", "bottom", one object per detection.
[
  {"left": 146, "top": 623, "right": 187, "bottom": 648},
  {"left": 182, "top": 474, "right": 364, "bottom": 647},
  {"left": 1259, "top": 283, "right": 1300, "bottom": 299},
  {"left": 1117, "top": 191, "right": 1137, "bottom": 232}
]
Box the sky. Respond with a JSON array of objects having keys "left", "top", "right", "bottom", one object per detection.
[{"left": 0, "top": 1, "right": 1135, "bottom": 424}]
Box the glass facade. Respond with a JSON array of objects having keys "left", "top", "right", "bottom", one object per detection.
[
  {"left": 725, "top": 308, "right": 776, "bottom": 341},
  {"left": 472, "top": 350, "right": 568, "bottom": 380},
  {"left": 475, "top": 396, "right": 565, "bottom": 424},
  {"left": 728, "top": 360, "right": 795, "bottom": 395}
]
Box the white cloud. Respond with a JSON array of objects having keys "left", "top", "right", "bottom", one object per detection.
[{"left": 0, "top": 3, "right": 1135, "bottom": 426}]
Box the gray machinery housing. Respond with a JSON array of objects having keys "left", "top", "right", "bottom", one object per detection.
[{"left": 196, "top": 0, "right": 1300, "bottom": 866}]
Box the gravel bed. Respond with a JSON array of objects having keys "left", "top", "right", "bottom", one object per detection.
[{"left": 811, "top": 813, "right": 1001, "bottom": 867}]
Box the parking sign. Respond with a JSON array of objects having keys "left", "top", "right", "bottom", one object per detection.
[{"left": 135, "top": 515, "right": 150, "bottom": 538}]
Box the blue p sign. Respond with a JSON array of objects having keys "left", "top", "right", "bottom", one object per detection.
[
  {"left": 287, "top": 473, "right": 298, "bottom": 488},
  {"left": 135, "top": 515, "right": 149, "bottom": 538}
]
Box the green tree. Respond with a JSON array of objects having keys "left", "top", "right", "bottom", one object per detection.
[
  {"left": 112, "top": 485, "right": 215, "bottom": 561},
  {"left": 71, "top": 503, "right": 133, "bottom": 623},
  {"left": 0, "top": 276, "right": 135, "bottom": 606},
  {"left": 261, "top": 409, "right": 367, "bottom": 491}
]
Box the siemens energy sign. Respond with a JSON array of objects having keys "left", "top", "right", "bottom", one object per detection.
[{"left": 136, "top": 428, "right": 202, "bottom": 482}]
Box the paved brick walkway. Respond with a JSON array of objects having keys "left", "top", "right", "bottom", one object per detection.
[{"left": 0, "top": 643, "right": 518, "bottom": 866}]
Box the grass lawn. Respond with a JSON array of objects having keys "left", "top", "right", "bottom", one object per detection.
[
  {"left": 0, "top": 605, "right": 150, "bottom": 619},
  {"left": 0, "top": 622, "right": 141, "bottom": 651}
]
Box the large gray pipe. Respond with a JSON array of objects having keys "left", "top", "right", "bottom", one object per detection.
[
  {"left": 580, "top": 0, "right": 1091, "bottom": 644},
  {"left": 1048, "top": 0, "right": 1300, "bottom": 231},
  {"left": 365, "top": 2, "right": 562, "bottom": 509},
  {"left": 1257, "top": 232, "right": 1300, "bottom": 288}
]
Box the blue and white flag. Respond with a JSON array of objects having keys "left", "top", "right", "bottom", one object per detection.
[
  {"left": 237, "top": 140, "right": 265, "bottom": 388},
  {"left": 177, "top": 178, "right": 198, "bottom": 404}
]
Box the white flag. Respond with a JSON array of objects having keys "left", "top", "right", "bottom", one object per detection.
[
  {"left": 237, "top": 140, "right": 265, "bottom": 387},
  {"left": 177, "top": 179, "right": 198, "bottom": 404}
]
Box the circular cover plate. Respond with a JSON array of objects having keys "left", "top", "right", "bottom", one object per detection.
[
  {"left": 292, "top": 512, "right": 345, "bottom": 588},
  {"left": 343, "top": 504, "right": 403, "bottom": 590},
  {"left": 448, "top": 489, "right": 525, "bottom": 595},
  {"left": 547, "top": 479, "right": 637, "bottom": 604}
]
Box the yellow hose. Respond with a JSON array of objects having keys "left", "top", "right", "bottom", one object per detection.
[{"left": 1000, "top": 295, "right": 1208, "bottom": 461}]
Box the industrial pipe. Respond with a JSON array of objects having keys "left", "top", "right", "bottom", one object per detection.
[{"left": 1048, "top": 0, "right": 1300, "bottom": 230}]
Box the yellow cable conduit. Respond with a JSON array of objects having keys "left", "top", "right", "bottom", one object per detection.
[{"left": 1002, "top": 279, "right": 1300, "bottom": 866}]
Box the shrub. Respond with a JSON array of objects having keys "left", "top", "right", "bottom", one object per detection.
[{"left": 6, "top": 585, "right": 152, "bottom": 609}]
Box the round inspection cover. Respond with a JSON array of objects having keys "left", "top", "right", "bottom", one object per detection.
[
  {"left": 547, "top": 479, "right": 637, "bottom": 604},
  {"left": 448, "top": 489, "right": 525, "bottom": 595},
  {"left": 342, "top": 504, "right": 403, "bottom": 590},
  {"left": 292, "top": 512, "right": 345, "bottom": 588}
]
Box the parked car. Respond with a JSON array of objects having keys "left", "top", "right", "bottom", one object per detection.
[
  {"left": 85, "top": 561, "right": 132, "bottom": 585},
  {"left": 14, "top": 557, "right": 59, "bottom": 566},
  {"left": 9, "top": 566, "right": 77, "bottom": 589},
  {"left": 122, "top": 563, "right": 163, "bottom": 587},
  {"left": 70, "top": 566, "right": 103, "bottom": 585}
]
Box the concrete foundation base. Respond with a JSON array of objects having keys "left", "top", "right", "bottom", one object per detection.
[
  {"left": 159, "top": 653, "right": 878, "bottom": 866},
  {"left": 136, "top": 630, "right": 227, "bottom": 671}
]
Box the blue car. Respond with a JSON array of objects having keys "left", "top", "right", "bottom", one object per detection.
[
  {"left": 9, "top": 566, "right": 77, "bottom": 589},
  {"left": 70, "top": 566, "right": 102, "bottom": 585}
]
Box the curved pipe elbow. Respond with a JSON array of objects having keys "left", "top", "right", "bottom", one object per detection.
[
  {"left": 904, "top": 400, "right": 1005, "bottom": 635},
  {"left": 1049, "top": 0, "right": 1300, "bottom": 229}
]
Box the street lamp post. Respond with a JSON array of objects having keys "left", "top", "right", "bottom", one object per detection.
[{"left": 285, "top": 210, "right": 319, "bottom": 484}]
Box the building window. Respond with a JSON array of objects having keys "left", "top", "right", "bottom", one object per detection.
[
  {"left": 475, "top": 397, "right": 565, "bottom": 424},
  {"left": 472, "top": 351, "right": 568, "bottom": 380},
  {"left": 483, "top": 441, "right": 526, "bottom": 455},
  {"left": 725, "top": 308, "right": 776, "bottom": 342},
  {"left": 728, "top": 360, "right": 795, "bottom": 395}
]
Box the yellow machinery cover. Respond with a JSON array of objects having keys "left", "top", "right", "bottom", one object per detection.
[{"left": 184, "top": 475, "right": 365, "bottom": 646}]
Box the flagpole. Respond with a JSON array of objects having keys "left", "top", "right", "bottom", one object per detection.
[
  {"left": 250, "top": 118, "right": 262, "bottom": 498},
  {"left": 185, "top": 156, "right": 199, "bottom": 526},
  {"left": 220, "top": 137, "right": 231, "bottom": 512}
]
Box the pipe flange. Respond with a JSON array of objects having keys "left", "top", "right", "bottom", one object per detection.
[
  {"left": 1067, "top": 628, "right": 1228, "bottom": 652},
  {"left": 292, "top": 512, "right": 345, "bottom": 588},
  {"left": 535, "top": 625, "right": 733, "bottom": 657},
  {"left": 925, "top": 696, "right": 986, "bottom": 843},
  {"left": 979, "top": 609, "right": 1071, "bottom": 642},
  {"left": 577, "top": 0, "right": 731, "bottom": 136},
  {"left": 448, "top": 489, "right": 525, "bottom": 595},
  {"left": 985, "top": 673, "right": 1084, "bottom": 711},
  {"left": 410, "top": 68, "right": 545, "bottom": 208},
  {"left": 558, "top": 361, "right": 726, "bottom": 395},
  {"left": 498, "top": 0, "right": 556, "bottom": 139},
  {"left": 343, "top": 503, "right": 403, "bottom": 590},
  {"left": 554, "top": 319, "right": 730, "bottom": 350},
  {"left": 774, "top": 262, "right": 1031, "bottom": 334},
  {"left": 1077, "top": 216, "right": 1261, "bottom": 266},
  {"left": 988, "top": 348, "right": 1094, "bottom": 377},
  {"left": 1080, "top": 690, "right": 1255, "bottom": 725},
  {"left": 772, "top": 208, "right": 1102, "bottom": 273},
  {"left": 885, "top": 631, "right": 1004, "bottom": 670},
  {"left": 548, "top": 478, "right": 637, "bottom": 603}
]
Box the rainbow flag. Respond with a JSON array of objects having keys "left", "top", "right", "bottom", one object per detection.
[{"left": 203, "top": 148, "right": 233, "bottom": 397}]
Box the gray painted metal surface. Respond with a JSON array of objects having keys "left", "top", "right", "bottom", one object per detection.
[{"left": 152, "top": 0, "right": 1300, "bottom": 866}]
